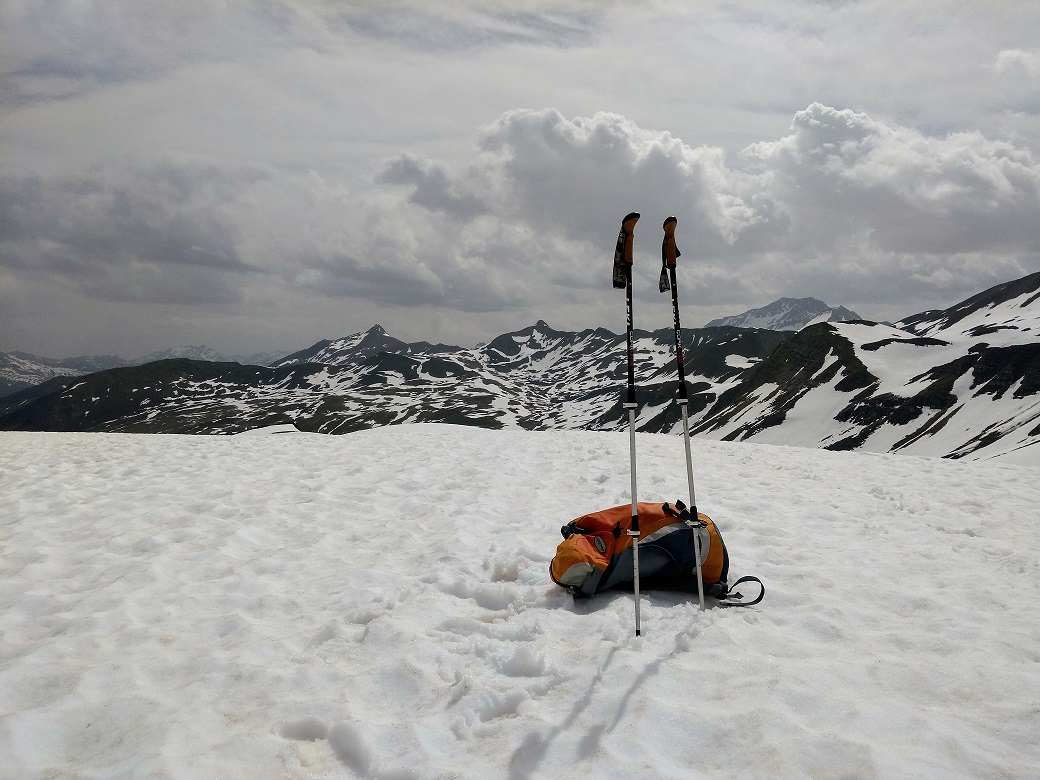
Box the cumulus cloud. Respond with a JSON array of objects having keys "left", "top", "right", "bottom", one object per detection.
[
  {"left": 3, "top": 103, "right": 1039, "bottom": 349},
  {"left": 374, "top": 105, "right": 1040, "bottom": 308},
  {"left": 5, "top": 1, "right": 1040, "bottom": 357},
  {"left": 746, "top": 103, "right": 1040, "bottom": 254},
  {"left": 464, "top": 108, "right": 783, "bottom": 257}
]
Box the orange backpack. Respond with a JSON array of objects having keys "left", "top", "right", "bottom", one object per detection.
[{"left": 550, "top": 500, "right": 763, "bottom": 606}]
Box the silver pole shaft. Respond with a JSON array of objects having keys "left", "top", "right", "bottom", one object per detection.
[
  {"left": 626, "top": 404, "right": 641, "bottom": 636},
  {"left": 680, "top": 402, "right": 705, "bottom": 609}
]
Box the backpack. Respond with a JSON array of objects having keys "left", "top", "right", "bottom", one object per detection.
[{"left": 549, "top": 500, "right": 763, "bottom": 606}]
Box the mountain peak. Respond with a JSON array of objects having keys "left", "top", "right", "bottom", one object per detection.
[
  {"left": 706, "top": 298, "right": 861, "bottom": 331},
  {"left": 270, "top": 325, "right": 410, "bottom": 368}
]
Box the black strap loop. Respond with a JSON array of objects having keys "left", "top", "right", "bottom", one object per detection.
[
  {"left": 716, "top": 576, "right": 765, "bottom": 607},
  {"left": 561, "top": 523, "right": 595, "bottom": 539},
  {"left": 663, "top": 501, "right": 706, "bottom": 528}
]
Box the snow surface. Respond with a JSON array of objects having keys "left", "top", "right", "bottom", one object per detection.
[{"left": 2, "top": 424, "right": 1039, "bottom": 779}]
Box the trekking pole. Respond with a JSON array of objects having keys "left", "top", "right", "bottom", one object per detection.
[
  {"left": 660, "top": 216, "right": 705, "bottom": 609},
  {"left": 613, "top": 211, "right": 642, "bottom": 636}
]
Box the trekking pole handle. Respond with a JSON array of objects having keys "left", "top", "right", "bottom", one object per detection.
[
  {"left": 663, "top": 216, "right": 678, "bottom": 267},
  {"left": 622, "top": 212, "right": 640, "bottom": 264}
]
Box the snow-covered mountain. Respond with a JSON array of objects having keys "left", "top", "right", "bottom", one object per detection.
[
  {"left": 0, "top": 352, "right": 77, "bottom": 396},
  {"left": 272, "top": 324, "right": 416, "bottom": 368},
  {"left": 692, "top": 272, "right": 1040, "bottom": 464},
  {"left": 0, "top": 351, "right": 130, "bottom": 396},
  {"left": 705, "top": 297, "right": 861, "bottom": 331},
  {"left": 0, "top": 345, "right": 288, "bottom": 396},
  {"left": 896, "top": 270, "right": 1040, "bottom": 342},
  {"left": 2, "top": 273, "right": 1038, "bottom": 463}
]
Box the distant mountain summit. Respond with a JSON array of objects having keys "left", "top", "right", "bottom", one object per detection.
[
  {"left": 706, "top": 297, "right": 861, "bottom": 331},
  {"left": 139, "top": 345, "right": 231, "bottom": 363},
  {"left": 273, "top": 325, "right": 414, "bottom": 367}
]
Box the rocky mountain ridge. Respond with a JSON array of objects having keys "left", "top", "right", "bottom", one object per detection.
[{"left": 2, "top": 273, "right": 1038, "bottom": 463}]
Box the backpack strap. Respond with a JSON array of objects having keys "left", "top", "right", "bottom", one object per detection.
[
  {"left": 713, "top": 575, "right": 765, "bottom": 608},
  {"left": 662, "top": 500, "right": 706, "bottom": 528},
  {"left": 561, "top": 521, "right": 624, "bottom": 539},
  {"left": 560, "top": 523, "right": 594, "bottom": 539}
]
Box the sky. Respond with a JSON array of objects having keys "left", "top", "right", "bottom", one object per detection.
[{"left": 2, "top": 0, "right": 1040, "bottom": 359}]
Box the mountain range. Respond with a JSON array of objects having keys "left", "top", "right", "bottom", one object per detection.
[
  {"left": 0, "top": 298, "right": 854, "bottom": 396},
  {"left": 2, "top": 274, "right": 1038, "bottom": 463}
]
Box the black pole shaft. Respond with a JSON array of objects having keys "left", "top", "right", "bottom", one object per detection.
[
  {"left": 668, "top": 265, "right": 687, "bottom": 402},
  {"left": 626, "top": 266, "right": 637, "bottom": 406}
]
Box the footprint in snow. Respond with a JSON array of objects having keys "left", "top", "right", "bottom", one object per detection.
[{"left": 277, "top": 718, "right": 372, "bottom": 775}]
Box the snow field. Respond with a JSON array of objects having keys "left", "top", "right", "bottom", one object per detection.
[{"left": 1, "top": 425, "right": 1039, "bottom": 779}]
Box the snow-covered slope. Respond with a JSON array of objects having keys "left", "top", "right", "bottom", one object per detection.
[
  {"left": 897, "top": 270, "right": 1040, "bottom": 343},
  {"left": 2, "top": 425, "right": 1037, "bottom": 778},
  {"left": 687, "top": 273, "right": 1040, "bottom": 463},
  {"left": 693, "top": 320, "right": 1039, "bottom": 464},
  {"left": 705, "top": 297, "right": 861, "bottom": 331}
]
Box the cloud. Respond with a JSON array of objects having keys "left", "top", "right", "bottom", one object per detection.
[
  {"left": 3, "top": 103, "right": 1039, "bottom": 349},
  {"left": 992, "top": 49, "right": 1040, "bottom": 115},
  {"left": 3, "top": 1, "right": 1039, "bottom": 358},
  {"left": 0, "top": 1, "right": 606, "bottom": 109},
  {"left": 474, "top": 108, "right": 783, "bottom": 252},
  {"left": 377, "top": 154, "right": 488, "bottom": 220},
  {"left": 746, "top": 103, "right": 1040, "bottom": 254},
  {"left": 994, "top": 49, "right": 1040, "bottom": 79},
  {"left": 336, "top": 5, "right": 600, "bottom": 51},
  {"left": 368, "top": 105, "right": 1040, "bottom": 312},
  {"left": 0, "top": 161, "right": 267, "bottom": 304},
  {"left": 0, "top": 1, "right": 311, "bottom": 106}
]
